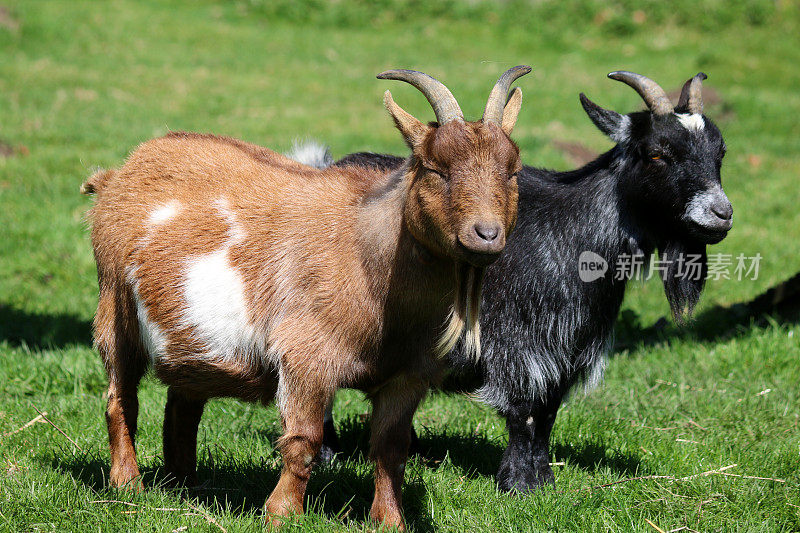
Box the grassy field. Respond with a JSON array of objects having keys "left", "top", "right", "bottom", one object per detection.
[{"left": 1, "top": 1, "right": 800, "bottom": 531}]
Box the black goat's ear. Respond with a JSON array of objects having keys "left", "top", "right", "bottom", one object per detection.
[{"left": 580, "top": 93, "right": 628, "bottom": 142}]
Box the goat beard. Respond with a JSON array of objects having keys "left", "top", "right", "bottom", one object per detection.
[
  {"left": 435, "top": 263, "right": 485, "bottom": 360},
  {"left": 660, "top": 239, "right": 707, "bottom": 323}
]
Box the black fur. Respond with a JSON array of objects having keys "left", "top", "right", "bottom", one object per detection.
[{"left": 324, "top": 85, "right": 730, "bottom": 493}]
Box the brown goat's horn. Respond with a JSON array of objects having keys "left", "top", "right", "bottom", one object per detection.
[
  {"left": 608, "top": 71, "right": 673, "bottom": 116},
  {"left": 677, "top": 72, "right": 707, "bottom": 114},
  {"left": 377, "top": 69, "right": 463, "bottom": 124},
  {"left": 483, "top": 65, "right": 532, "bottom": 126}
]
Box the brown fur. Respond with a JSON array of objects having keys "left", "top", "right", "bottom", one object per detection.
[{"left": 85, "top": 87, "right": 521, "bottom": 528}]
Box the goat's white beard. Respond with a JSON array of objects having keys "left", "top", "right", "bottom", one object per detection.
[{"left": 435, "top": 263, "right": 484, "bottom": 360}]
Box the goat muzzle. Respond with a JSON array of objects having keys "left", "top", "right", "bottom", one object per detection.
[{"left": 457, "top": 221, "right": 506, "bottom": 266}]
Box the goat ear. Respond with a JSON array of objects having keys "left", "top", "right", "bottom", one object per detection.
[
  {"left": 384, "top": 90, "right": 429, "bottom": 149},
  {"left": 501, "top": 87, "right": 523, "bottom": 135},
  {"left": 580, "top": 93, "right": 628, "bottom": 142}
]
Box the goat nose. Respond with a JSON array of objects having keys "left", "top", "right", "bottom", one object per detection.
[
  {"left": 710, "top": 198, "right": 733, "bottom": 220},
  {"left": 474, "top": 222, "right": 500, "bottom": 243}
]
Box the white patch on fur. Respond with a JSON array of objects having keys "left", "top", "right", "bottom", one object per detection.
[
  {"left": 583, "top": 356, "right": 607, "bottom": 394},
  {"left": 148, "top": 201, "right": 180, "bottom": 225},
  {"left": 676, "top": 113, "right": 705, "bottom": 132},
  {"left": 181, "top": 248, "right": 266, "bottom": 365},
  {"left": 214, "top": 198, "right": 246, "bottom": 243},
  {"left": 177, "top": 199, "right": 267, "bottom": 365},
  {"left": 611, "top": 115, "right": 631, "bottom": 144},
  {"left": 276, "top": 367, "right": 288, "bottom": 414},
  {"left": 285, "top": 140, "right": 333, "bottom": 169},
  {"left": 126, "top": 267, "right": 167, "bottom": 362}
]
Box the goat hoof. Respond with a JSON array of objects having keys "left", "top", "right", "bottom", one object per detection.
[
  {"left": 496, "top": 465, "right": 555, "bottom": 494},
  {"left": 265, "top": 514, "right": 286, "bottom": 530},
  {"left": 369, "top": 506, "right": 405, "bottom": 531},
  {"left": 264, "top": 495, "right": 303, "bottom": 529},
  {"left": 264, "top": 509, "right": 300, "bottom": 530},
  {"left": 110, "top": 465, "right": 143, "bottom": 491}
]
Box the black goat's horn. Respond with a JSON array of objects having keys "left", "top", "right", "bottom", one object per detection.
[
  {"left": 677, "top": 72, "right": 707, "bottom": 114},
  {"left": 377, "top": 69, "right": 463, "bottom": 124},
  {"left": 483, "top": 65, "right": 532, "bottom": 126},
  {"left": 608, "top": 71, "right": 673, "bottom": 116}
]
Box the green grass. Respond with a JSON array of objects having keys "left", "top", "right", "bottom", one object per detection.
[{"left": 1, "top": 1, "right": 799, "bottom": 531}]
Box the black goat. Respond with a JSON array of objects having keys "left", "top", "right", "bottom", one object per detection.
[{"left": 308, "top": 71, "right": 732, "bottom": 492}]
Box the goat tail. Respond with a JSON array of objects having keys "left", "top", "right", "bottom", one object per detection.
[
  {"left": 284, "top": 139, "right": 333, "bottom": 170},
  {"left": 81, "top": 168, "right": 115, "bottom": 195}
]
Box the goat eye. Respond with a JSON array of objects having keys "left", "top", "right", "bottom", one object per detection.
[{"left": 426, "top": 168, "right": 445, "bottom": 179}]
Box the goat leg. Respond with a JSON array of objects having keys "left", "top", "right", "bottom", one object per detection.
[
  {"left": 264, "top": 384, "right": 326, "bottom": 526},
  {"left": 106, "top": 384, "right": 143, "bottom": 489},
  {"left": 98, "top": 289, "right": 147, "bottom": 490},
  {"left": 496, "top": 393, "right": 561, "bottom": 494},
  {"left": 319, "top": 403, "right": 421, "bottom": 464},
  {"left": 162, "top": 386, "right": 206, "bottom": 487},
  {"left": 368, "top": 376, "right": 427, "bottom": 531},
  {"left": 318, "top": 404, "right": 341, "bottom": 464}
]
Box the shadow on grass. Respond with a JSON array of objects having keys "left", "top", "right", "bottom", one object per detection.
[
  {"left": 49, "top": 447, "right": 434, "bottom": 530},
  {"left": 0, "top": 304, "right": 92, "bottom": 349},
  {"left": 326, "top": 414, "right": 647, "bottom": 481},
  {"left": 550, "top": 441, "right": 646, "bottom": 476},
  {"left": 613, "top": 270, "right": 800, "bottom": 352}
]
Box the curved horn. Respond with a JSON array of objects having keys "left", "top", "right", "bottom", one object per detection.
[
  {"left": 677, "top": 72, "right": 707, "bottom": 114},
  {"left": 608, "top": 71, "right": 673, "bottom": 116},
  {"left": 483, "top": 65, "right": 532, "bottom": 126},
  {"left": 377, "top": 69, "right": 463, "bottom": 124}
]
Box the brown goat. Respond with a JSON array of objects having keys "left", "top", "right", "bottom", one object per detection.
[{"left": 83, "top": 66, "right": 529, "bottom": 529}]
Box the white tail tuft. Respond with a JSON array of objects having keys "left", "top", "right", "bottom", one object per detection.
[{"left": 285, "top": 139, "right": 333, "bottom": 169}]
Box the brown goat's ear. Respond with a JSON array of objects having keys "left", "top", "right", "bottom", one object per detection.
[
  {"left": 501, "top": 87, "right": 523, "bottom": 135},
  {"left": 384, "top": 90, "right": 429, "bottom": 149}
]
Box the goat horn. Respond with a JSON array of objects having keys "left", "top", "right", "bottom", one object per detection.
[
  {"left": 483, "top": 65, "right": 532, "bottom": 126},
  {"left": 677, "top": 72, "right": 707, "bottom": 114},
  {"left": 608, "top": 71, "right": 673, "bottom": 116},
  {"left": 377, "top": 69, "right": 463, "bottom": 124}
]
